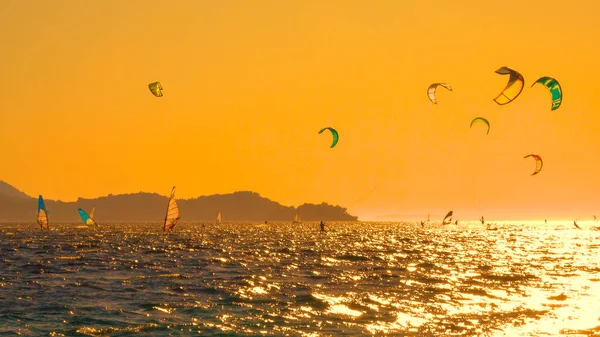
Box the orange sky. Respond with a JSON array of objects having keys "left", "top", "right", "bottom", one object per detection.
[{"left": 1, "top": 0, "right": 599, "bottom": 221}]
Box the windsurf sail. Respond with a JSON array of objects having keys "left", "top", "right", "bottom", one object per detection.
[
  {"left": 442, "top": 210, "right": 453, "bottom": 225},
  {"left": 293, "top": 209, "right": 301, "bottom": 223},
  {"left": 37, "top": 195, "right": 49, "bottom": 230},
  {"left": 427, "top": 213, "right": 430, "bottom": 222},
  {"left": 480, "top": 216, "right": 485, "bottom": 225},
  {"left": 595, "top": 215, "right": 598, "bottom": 223},
  {"left": 77, "top": 208, "right": 98, "bottom": 227},
  {"left": 163, "top": 186, "right": 180, "bottom": 232},
  {"left": 217, "top": 211, "right": 222, "bottom": 224}
]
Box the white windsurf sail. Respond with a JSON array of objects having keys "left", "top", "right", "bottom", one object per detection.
[
  {"left": 163, "top": 186, "right": 180, "bottom": 232},
  {"left": 442, "top": 210, "right": 453, "bottom": 225},
  {"left": 217, "top": 211, "right": 222, "bottom": 224},
  {"left": 293, "top": 209, "right": 301, "bottom": 223}
]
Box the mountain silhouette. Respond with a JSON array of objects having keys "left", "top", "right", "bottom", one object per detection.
[{"left": 0, "top": 181, "right": 358, "bottom": 222}]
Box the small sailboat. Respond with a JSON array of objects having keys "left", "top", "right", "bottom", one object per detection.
[
  {"left": 163, "top": 186, "right": 180, "bottom": 232},
  {"left": 442, "top": 210, "right": 453, "bottom": 225},
  {"left": 216, "top": 211, "right": 222, "bottom": 224},
  {"left": 37, "top": 195, "right": 49, "bottom": 231},
  {"left": 77, "top": 207, "right": 98, "bottom": 227},
  {"left": 293, "top": 209, "right": 301, "bottom": 224}
]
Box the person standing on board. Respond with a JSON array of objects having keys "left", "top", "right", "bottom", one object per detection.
[{"left": 320, "top": 221, "right": 325, "bottom": 232}]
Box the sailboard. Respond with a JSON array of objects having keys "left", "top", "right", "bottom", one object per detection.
[
  {"left": 293, "top": 209, "right": 301, "bottom": 224},
  {"left": 77, "top": 207, "right": 98, "bottom": 227},
  {"left": 217, "top": 211, "right": 222, "bottom": 224},
  {"left": 163, "top": 186, "right": 180, "bottom": 232},
  {"left": 37, "top": 195, "right": 49, "bottom": 230},
  {"left": 442, "top": 210, "right": 453, "bottom": 225}
]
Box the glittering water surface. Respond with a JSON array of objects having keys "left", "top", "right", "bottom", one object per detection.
[{"left": 2, "top": 221, "right": 600, "bottom": 336}]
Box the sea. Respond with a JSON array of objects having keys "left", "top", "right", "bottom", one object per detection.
[{"left": 1, "top": 221, "right": 600, "bottom": 336}]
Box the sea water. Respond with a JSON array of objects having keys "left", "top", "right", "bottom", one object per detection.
[{"left": 1, "top": 221, "right": 600, "bottom": 336}]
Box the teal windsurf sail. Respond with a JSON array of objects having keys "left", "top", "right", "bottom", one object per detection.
[
  {"left": 37, "top": 195, "right": 49, "bottom": 230},
  {"left": 77, "top": 207, "right": 98, "bottom": 227}
]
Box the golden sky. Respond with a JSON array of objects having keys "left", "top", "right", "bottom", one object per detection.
[{"left": 1, "top": 0, "right": 599, "bottom": 220}]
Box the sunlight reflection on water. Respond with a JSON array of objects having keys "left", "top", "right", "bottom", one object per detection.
[{"left": 1, "top": 221, "right": 600, "bottom": 335}]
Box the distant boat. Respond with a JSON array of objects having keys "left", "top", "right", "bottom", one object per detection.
[
  {"left": 37, "top": 195, "right": 49, "bottom": 231},
  {"left": 217, "top": 211, "right": 222, "bottom": 224},
  {"left": 163, "top": 186, "right": 180, "bottom": 232},
  {"left": 293, "top": 209, "right": 301, "bottom": 224},
  {"left": 442, "top": 210, "right": 453, "bottom": 225},
  {"left": 77, "top": 207, "right": 98, "bottom": 228}
]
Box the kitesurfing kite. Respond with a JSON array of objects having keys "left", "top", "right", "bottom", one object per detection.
[
  {"left": 78, "top": 207, "right": 98, "bottom": 228},
  {"left": 493, "top": 67, "right": 524, "bottom": 105},
  {"left": 163, "top": 186, "right": 180, "bottom": 232},
  {"left": 427, "top": 83, "right": 453, "bottom": 104},
  {"left": 470, "top": 117, "right": 490, "bottom": 135},
  {"left": 148, "top": 81, "right": 163, "bottom": 97},
  {"left": 524, "top": 154, "right": 543, "bottom": 175},
  {"left": 318, "top": 127, "right": 339, "bottom": 148},
  {"left": 531, "top": 76, "right": 562, "bottom": 111}
]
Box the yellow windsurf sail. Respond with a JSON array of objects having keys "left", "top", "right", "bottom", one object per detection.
[
  {"left": 163, "top": 186, "right": 180, "bottom": 232},
  {"left": 77, "top": 207, "right": 98, "bottom": 227}
]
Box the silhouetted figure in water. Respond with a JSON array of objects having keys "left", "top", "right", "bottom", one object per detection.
[
  {"left": 454, "top": 220, "right": 458, "bottom": 225},
  {"left": 264, "top": 220, "right": 268, "bottom": 224},
  {"left": 320, "top": 221, "right": 325, "bottom": 232},
  {"left": 545, "top": 219, "right": 547, "bottom": 224},
  {"left": 420, "top": 221, "right": 425, "bottom": 228}
]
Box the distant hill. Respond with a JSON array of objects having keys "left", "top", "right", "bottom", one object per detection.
[{"left": 0, "top": 181, "right": 358, "bottom": 222}]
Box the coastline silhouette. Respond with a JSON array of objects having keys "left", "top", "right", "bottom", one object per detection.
[{"left": 0, "top": 181, "right": 357, "bottom": 222}]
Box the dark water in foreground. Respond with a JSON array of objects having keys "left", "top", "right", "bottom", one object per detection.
[{"left": 1, "top": 221, "right": 600, "bottom": 336}]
